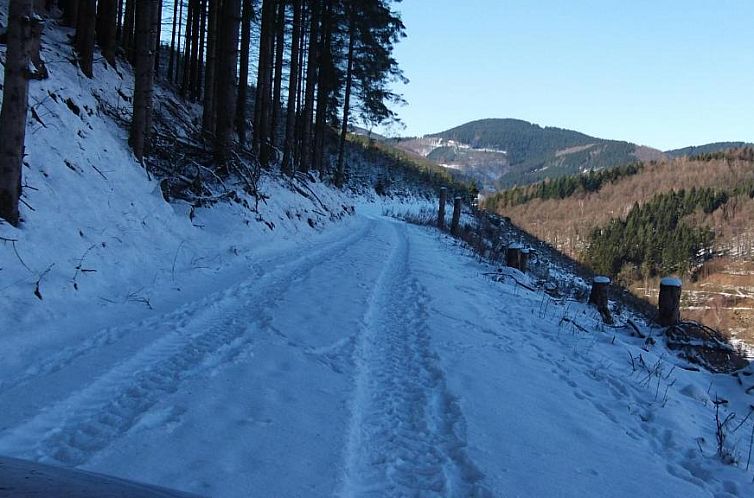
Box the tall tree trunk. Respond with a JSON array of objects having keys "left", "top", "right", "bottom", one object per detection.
[
  {"left": 180, "top": 0, "right": 194, "bottom": 96},
  {"left": 335, "top": 10, "right": 356, "bottom": 187},
  {"left": 262, "top": 0, "right": 277, "bottom": 162},
  {"left": 313, "top": 0, "right": 332, "bottom": 176},
  {"left": 62, "top": 0, "right": 79, "bottom": 26},
  {"left": 130, "top": 0, "right": 158, "bottom": 162},
  {"left": 122, "top": 0, "right": 135, "bottom": 61},
  {"left": 168, "top": 0, "right": 179, "bottom": 79},
  {"left": 153, "top": 0, "right": 162, "bottom": 74},
  {"left": 75, "top": 0, "right": 96, "bottom": 78},
  {"left": 201, "top": 0, "right": 218, "bottom": 134},
  {"left": 196, "top": 0, "right": 206, "bottom": 98},
  {"left": 300, "top": 0, "right": 320, "bottom": 173},
  {"left": 269, "top": 0, "right": 285, "bottom": 150},
  {"left": 0, "top": 0, "right": 36, "bottom": 227},
  {"left": 214, "top": 0, "right": 241, "bottom": 166},
  {"left": 174, "top": 0, "right": 184, "bottom": 83},
  {"left": 281, "top": 0, "right": 302, "bottom": 175},
  {"left": 252, "top": 0, "right": 276, "bottom": 166},
  {"left": 116, "top": 0, "right": 124, "bottom": 40},
  {"left": 294, "top": 4, "right": 306, "bottom": 170},
  {"left": 188, "top": 0, "right": 200, "bottom": 99},
  {"left": 96, "top": 0, "right": 118, "bottom": 67},
  {"left": 235, "top": 0, "right": 253, "bottom": 146}
]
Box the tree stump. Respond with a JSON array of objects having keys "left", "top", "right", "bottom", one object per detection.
[
  {"left": 438, "top": 187, "right": 446, "bottom": 229},
  {"left": 589, "top": 276, "right": 613, "bottom": 323},
  {"left": 506, "top": 243, "right": 522, "bottom": 269},
  {"left": 519, "top": 248, "right": 530, "bottom": 272},
  {"left": 450, "top": 196, "right": 461, "bottom": 236},
  {"left": 658, "top": 277, "right": 682, "bottom": 326}
]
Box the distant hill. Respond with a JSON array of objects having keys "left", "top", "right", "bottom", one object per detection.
[
  {"left": 483, "top": 148, "right": 754, "bottom": 347},
  {"left": 665, "top": 142, "right": 754, "bottom": 158},
  {"left": 390, "top": 119, "right": 666, "bottom": 190}
]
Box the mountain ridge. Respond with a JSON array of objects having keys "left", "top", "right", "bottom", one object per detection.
[{"left": 388, "top": 118, "right": 750, "bottom": 190}]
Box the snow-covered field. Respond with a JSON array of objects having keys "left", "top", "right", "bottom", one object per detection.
[{"left": 2, "top": 6, "right": 754, "bottom": 498}]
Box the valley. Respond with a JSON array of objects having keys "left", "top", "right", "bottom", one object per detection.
[{"left": 483, "top": 149, "right": 754, "bottom": 350}]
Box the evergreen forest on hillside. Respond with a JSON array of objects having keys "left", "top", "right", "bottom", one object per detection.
[
  {"left": 484, "top": 150, "right": 754, "bottom": 282},
  {"left": 0, "top": 0, "right": 422, "bottom": 227},
  {"left": 585, "top": 188, "right": 728, "bottom": 277}
]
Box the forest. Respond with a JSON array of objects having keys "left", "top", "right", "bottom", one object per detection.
[
  {"left": 0, "top": 0, "right": 410, "bottom": 228},
  {"left": 585, "top": 187, "right": 728, "bottom": 277},
  {"left": 484, "top": 151, "right": 754, "bottom": 261},
  {"left": 426, "top": 118, "right": 645, "bottom": 188},
  {"left": 486, "top": 162, "right": 644, "bottom": 208}
]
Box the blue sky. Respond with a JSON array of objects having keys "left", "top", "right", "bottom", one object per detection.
[{"left": 384, "top": 0, "right": 754, "bottom": 150}]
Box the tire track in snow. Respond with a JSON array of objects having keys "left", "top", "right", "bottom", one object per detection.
[
  {"left": 0, "top": 218, "right": 377, "bottom": 466},
  {"left": 0, "top": 219, "right": 368, "bottom": 398},
  {"left": 342, "top": 222, "right": 489, "bottom": 497}
]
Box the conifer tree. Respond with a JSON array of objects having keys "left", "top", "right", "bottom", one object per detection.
[
  {"left": 0, "top": 0, "right": 36, "bottom": 226},
  {"left": 282, "top": 0, "right": 303, "bottom": 175},
  {"left": 214, "top": 0, "right": 242, "bottom": 165},
  {"left": 75, "top": 0, "right": 97, "bottom": 78},
  {"left": 235, "top": 0, "right": 255, "bottom": 146},
  {"left": 130, "top": 0, "right": 159, "bottom": 162},
  {"left": 96, "top": 0, "right": 118, "bottom": 66}
]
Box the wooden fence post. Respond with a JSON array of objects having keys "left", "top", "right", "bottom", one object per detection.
[
  {"left": 451, "top": 196, "right": 461, "bottom": 235},
  {"left": 438, "top": 187, "right": 446, "bottom": 229},
  {"left": 658, "top": 277, "right": 682, "bottom": 326}
]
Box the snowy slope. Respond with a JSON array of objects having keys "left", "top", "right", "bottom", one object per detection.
[{"left": 0, "top": 10, "right": 357, "bottom": 385}]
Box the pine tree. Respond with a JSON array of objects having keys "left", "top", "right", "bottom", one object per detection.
[
  {"left": 75, "top": 0, "right": 97, "bottom": 78},
  {"left": 235, "top": 0, "right": 254, "bottom": 146},
  {"left": 334, "top": 0, "right": 356, "bottom": 187},
  {"left": 201, "top": 0, "right": 217, "bottom": 133},
  {"left": 168, "top": 0, "right": 180, "bottom": 79},
  {"left": 253, "top": 0, "right": 277, "bottom": 166},
  {"left": 129, "top": 0, "right": 159, "bottom": 162},
  {"left": 0, "top": 0, "right": 37, "bottom": 226},
  {"left": 62, "top": 0, "right": 79, "bottom": 26},
  {"left": 96, "top": 0, "right": 119, "bottom": 67},
  {"left": 299, "top": 0, "right": 321, "bottom": 172},
  {"left": 270, "top": 0, "right": 286, "bottom": 151},
  {"left": 121, "top": 0, "right": 136, "bottom": 61},
  {"left": 214, "top": 0, "right": 242, "bottom": 166},
  {"left": 282, "top": 0, "right": 303, "bottom": 175}
]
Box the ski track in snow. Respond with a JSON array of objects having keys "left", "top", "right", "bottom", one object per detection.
[
  {"left": 341, "top": 222, "right": 489, "bottom": 497},
  {"left": 0, "top": 218, "right": 377, "bottom": 466}
]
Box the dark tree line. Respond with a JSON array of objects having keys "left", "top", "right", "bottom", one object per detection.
[
  {"left": 158, "top": 0, "right": 406, "bottom": 177},
  {"left": 586, "top": 188, "right": 730, "bottom": 278},
  {"left": 0, "top": 0, "right": 406, "bottom": 226},
  {"left": 485, "top": 162, "right": 644, "bottom": 210}
]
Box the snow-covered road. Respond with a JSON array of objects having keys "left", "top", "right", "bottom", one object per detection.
[{"left": 1, "top": 213, "right": 751, "bottom": 497}]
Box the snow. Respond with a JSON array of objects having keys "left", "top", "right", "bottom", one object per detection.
[
  {"left": 661, "top": 277, "right": 683, "bottom": 287},
  {"left": 3, "top": 210, "right": 754, "bottom": 496},
  {"left": 2, "top": 7, "right": 754, "bottom": 498},
  {"left": 594, "top": 276, "right": 611, "bottom": 284}
]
